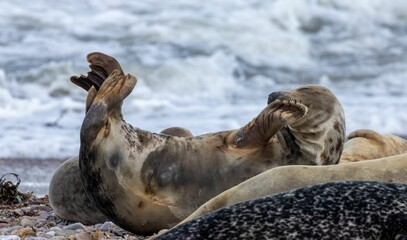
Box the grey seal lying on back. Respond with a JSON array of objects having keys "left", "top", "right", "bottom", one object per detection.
[{"left": 50, "top": 52, "right": 345, "bottom": 234}]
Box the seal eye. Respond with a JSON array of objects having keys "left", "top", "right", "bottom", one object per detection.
[{"left": 297, "top": 87, "right": 310, "bottom": 92}]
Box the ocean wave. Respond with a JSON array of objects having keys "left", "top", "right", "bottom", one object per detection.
[{"left": 1, "top": 0, "right": 407, "bottom": 158}]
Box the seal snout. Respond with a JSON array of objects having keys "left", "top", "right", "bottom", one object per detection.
[{"left": 267, "top": 91, "right": 284, "bottom": 104}]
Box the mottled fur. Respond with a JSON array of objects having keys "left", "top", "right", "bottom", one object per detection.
[
  {"left": 175, "top": 153, "right": 407, "bottom": 224},
  {"left": 157, "top": 181, "right": 407, "bottom": 240}
]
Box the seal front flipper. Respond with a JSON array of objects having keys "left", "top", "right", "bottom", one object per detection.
[
  {"left": 71, "top": 52, "right": 125, "bottom": 91},
  {"left": 81, "top": 70, "right": 137, "bottom": 145},
  {"left": 85, "top": 86, "right": 97, "bottom": 113},
  {"left": 231, "top": 99, "right": 308, "bottom": 148}
]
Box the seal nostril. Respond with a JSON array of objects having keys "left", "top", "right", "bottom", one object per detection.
[{"left": 267, "top": 92, "right": 283, "bottom": 104}]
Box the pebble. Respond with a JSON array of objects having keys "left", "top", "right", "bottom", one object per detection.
[
  {"left": 0, "top": 226, "right": 22, "bottom": 234},
  {"left": 45, "top": 231, "right": 55, "bottom": 237},
  {"left": 73, "top": 232, "right": 91, "bottom": 240},
  {"left": 99, "top": 221, "right": 114, "bottom": 231},
  {"left": 49, "top": 237, "right": 65, "bottom": 240},
  {"left": 12, "top": 210, "right": 23, "bottom": 216},
  {"left": 48, "top": 227, "right": 61, "bottom": 232},
  {"left": 53, "top": 230, "right": 77, "bottom": 237},
  {"left": 20, "top": 218, "right": 34, "bottom": 227},
  {"left": 38, "top": 213, "right": 55, "bottom": 221},
  {"left": 1, "top": 201, "right": 143, "bottom": 240},
  {"left": 12, "top": 227, "right": 36, "bottom": 238},
  {"left": 62, "top": 223, "right": 85, "bottom": 231},
  {"left": 0, "top": 236, "right": 20, "bottom": 240}
]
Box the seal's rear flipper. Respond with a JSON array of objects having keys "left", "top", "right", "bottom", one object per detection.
[
  {"left": 71, "top": 52, "right": 125, "bottom": 91},
  {"left": 347, "top": 129, "right": 385, "bottom": 144}
]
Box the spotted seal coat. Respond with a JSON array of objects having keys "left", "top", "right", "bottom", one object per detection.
[
  {"left": 156, "top": 181, "right": 407, "bottom": 240},
  {"left": 174, "top": 153, "right": 407, "bottom": 226},
  {"left": 56, "top": 52, "right": 345, "bottom": 234},
  {"left": 175, "top": 130, "right": 407, "bottom": 224},
  {"left": 49, "top": 126, "right": 192, "bottom": 225}
]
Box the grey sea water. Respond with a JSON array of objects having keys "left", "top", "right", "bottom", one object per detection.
[{"left": 1, "top": 0, "right": 407, "bottom": 161}]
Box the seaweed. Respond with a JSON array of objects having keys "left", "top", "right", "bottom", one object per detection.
[{"left": 0, "top": 173, "right": 32, "bottom": 204}]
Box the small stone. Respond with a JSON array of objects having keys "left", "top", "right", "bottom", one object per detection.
[
  {"left": 36, "top": 233, "right": 53, "bottom": 239},
  {"left": 74, "top": 232, "right": 91, "bottom": 240},
  {"left": 12, "top": 227, "right": 36, "bottom": 238},
  {"left": 93, "top": 223, "right": 103, "bottom": 228},
  {"left": 21, "top": 218, "right": 35, "bottom": 227},
  {"left": 63, "top": 223, "right": 85, "bottom": 231},
  {"left": 54, "top": 230, "right": 77, "bottom": 237},
  {"left": 49, "top": 227, "right": 61, "bottom": 231},
  {"left": 99, "top": 221, "right": 114, "bottom": 231},
  {"left": 112, "top": 227, "right": 128, "bottom": 237},
  {"left": 25, "top": 237, "right": 48, "bottom": 240},
  {"left": 38, "top": 212, "right": 55, "bottom": 220},
  {"left": 34, "top": 219, "right": 47, "bottom": 226},
  {"left": 12, "top": 210, "right": 23, "bottom": 216},
  {"left": 30, "top": 206, "right": 52, "bottom": 212},
  {"left": 49, "top": 237, "right": 66, "bottom": 240},
  {"left": 0, "top": 219, "right": 10, "bottom": 224},
  {"left": 91, "top": 230, "right": 103, "bottom": 240},
  {"left": 37, "top": 211, "right": 46, "bottom": 216},
  {"left": 0, "top": 226, "right": 22, "bottom": 234},
  {"left": 46, "top": 231, "right": 56, "bottom": 237},
  {"left": 0, "top": 235, "right": 20, "bottom": 240}
]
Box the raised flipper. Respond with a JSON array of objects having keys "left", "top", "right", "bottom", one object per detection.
[
  {"left": 230, "top": 99, "right": 308, "bottom": 148},
  {"left": 81, "top": 70, "right": 137, "bottom": 145},
  {"left": 85, "top": 86, "right": 97, "bottom": 113},
  {"left": 71, "top": 52, "right": 125, "bottom": 91}
]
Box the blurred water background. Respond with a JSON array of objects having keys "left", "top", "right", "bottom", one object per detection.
[{"left": 1, "top": 0, "right": 407, "bottom": 194}]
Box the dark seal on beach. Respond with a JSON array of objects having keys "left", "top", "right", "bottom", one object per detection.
[{"left": 156, "top": 181, "right": 407, "bottom": 240}]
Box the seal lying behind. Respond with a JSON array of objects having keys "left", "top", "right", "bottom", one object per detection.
[
  {"left": 73, "top": 52, "right": 345, "bottom": 234},
  {"left": 339, "top": 129, "right": 407, "bottom": 163},
  {"left": 177, "top": 152, "right": 407, "bottom": 224},
  {"left": 156, "top": 181, "right": 407, "bottom": 240},
  {"left": 49, "top": 127, "right": 192, "bottom": 224},
  {"left": 49, "top": 156, "right": 107, "bottom": 224}
]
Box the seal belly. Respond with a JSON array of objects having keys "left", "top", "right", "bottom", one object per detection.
[{"left": 80, "top": 123, "right": 179, "bottom": 234}]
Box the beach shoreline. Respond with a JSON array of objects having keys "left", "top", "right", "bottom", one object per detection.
[{"left": 0, "top": 158, "right": 67, "bottom": 197}]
